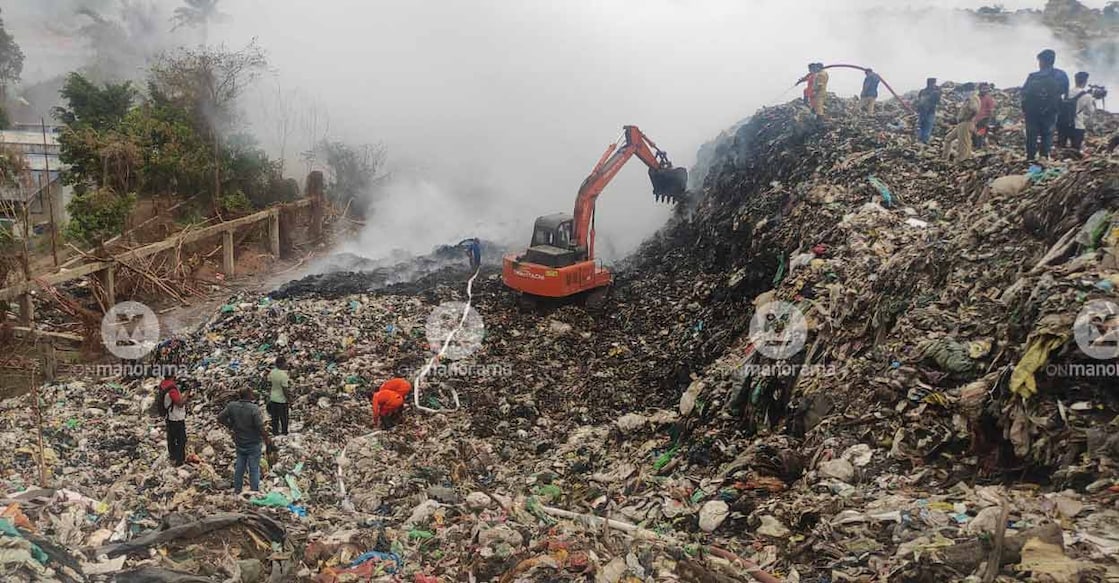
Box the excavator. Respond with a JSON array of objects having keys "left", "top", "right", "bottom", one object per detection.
[{"left": 502, "top": 125, "right": 688, "bottom": 308}]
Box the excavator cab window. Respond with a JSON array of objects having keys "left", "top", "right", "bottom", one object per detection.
[
  {"left": 531, "top": 220, "right": 574, "bottom": 249},
  {"left": 556, "top": 222, "right": 573, "bottom": 248}
]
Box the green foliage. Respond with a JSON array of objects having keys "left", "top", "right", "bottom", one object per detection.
[
  {"left": 65, "top": 188, "right": 137, "bottom": 246},
  {"left": 0, "top": 9, "right": 24, "bottom": 88},
  {"left": 317, "top": 140, "right": 384, "bottom": 215},
  {"left": 52, "top": 73, "right": 136, "bottom": 131},
  {"left": 148, "top": 42, "right": 267, "bottom": 138},
  {"left": 0, "top": 104, "right": 8, "bottom": 130},
  {"left": 220, "top": 189, "right": 251, "bottom": 214},
  {"left": 0, "top": 146, "right": 22, "bottom": 186}
]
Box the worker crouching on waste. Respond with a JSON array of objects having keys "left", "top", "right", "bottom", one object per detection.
[{"left": 371, "top": 377, "right": 412, "bottom": 429}]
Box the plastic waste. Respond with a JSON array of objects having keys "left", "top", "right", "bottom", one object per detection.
[{"left": 249, "top": 492, "right": 291, "bottom": 507}]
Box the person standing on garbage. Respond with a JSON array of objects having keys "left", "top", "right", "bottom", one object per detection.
[
  {"left": 267, "top": 357, "right": 291, "bottom": 436},
  {"left": 1021, "top": 48, "right": 1069, "bottom": 161},
  {"left": 1056, "top": 72, "right": 1094, "bottom": 152},
  {"left": 218, "top": 387, "right": 273, "bottom": 494},
  {"left": 811, "top": 63, "right": 829, "bottom": 117},
  {"left": 371, "top": 377, "right": 411, "bottom": 429},
  {"left": 796, "top": 63, "right": 827, "bottom": 117},
  {"left": 860, "top": 68, "right": 881, "bottom": 114},
  {"left": 457, "top": 238, "right": 482, "bottom": 271},
  {"left": 797, "top": 63, "right": 817, "bottom": 107},
  {"left": 972, "top": 83, "right": 997, "bottom": 149},
  {"left": 161, "top": 372, "right": 188, "bottom": 467},
  {"left": 915, "top": 78, "right": 942, "bottom": 144},
  {"left": 943, "top": 83, "right": 980, "bottom": 162}
]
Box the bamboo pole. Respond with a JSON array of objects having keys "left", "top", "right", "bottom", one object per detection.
[{"left": 29, "top": 358, "right": 47, "bottom": 487}]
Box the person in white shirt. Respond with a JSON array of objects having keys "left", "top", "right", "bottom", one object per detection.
[{"left": 1069, "top": 72, "right": 1095, "bottom": 152}]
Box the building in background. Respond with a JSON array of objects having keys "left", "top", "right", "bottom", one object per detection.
[{"left": 0, "top": 124, "right": 68, "bottom": 238}]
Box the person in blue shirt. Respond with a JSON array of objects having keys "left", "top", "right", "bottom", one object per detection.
[
  {"left": 1021, "top": 49, "right": 1069, "bottom": 161},
  {"left": 458, "top": 238, "right": 481, "bottom": 271},
  {"left": 860, "top": 69, "right": 881, "bottom": 114},
  {"left": 915, "top": 78, "right": 942, "bottom": 144}
]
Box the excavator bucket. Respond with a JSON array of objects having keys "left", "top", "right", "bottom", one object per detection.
[{"left": 649, "top": 167, "right": 688, "bottom": 203}]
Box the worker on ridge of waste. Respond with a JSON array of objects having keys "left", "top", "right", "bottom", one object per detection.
[
  {"left": 797, "top": 63, "right": 827, "bottom": 117},
  {"left": 1021, "top": 48, "right": 1070, "bottom": 161},
  {"left": 161, "top": 371, "right": 188, "bottom": 467},
  {"left": 860, "top": 68, "right": 881, "bottom": 114},
  {"left": 811, "top": 63, "right": 829, "bottom": 117},
  {"left": 457, "top": 238, "right": 482, "bottom": 271},
  {"left": 1057, "top": 71, "right": 1094, "bottom": 152},
  {"left": 915, "top": 78, "right": 942, "bottom": 145},
  {"left": 267, "top": 357, "right": 291, "bottom": 436},
  {"left": 371, "top": 377, "right": 412, "bottom": 429},
  {"left": 943, "top": 83, "right": 980, "bottom": 162},
  {"left": 218, "top": 387, "right": 274, "bottom": 494},
  {"left": 797, "top": 62, "right": 817, "bottom": 107},
  {"left": 972, "top": 83, "right": 997, "bottom": 149}
]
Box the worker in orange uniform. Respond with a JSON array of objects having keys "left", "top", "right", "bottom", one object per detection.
[
  {"left": 370, "top": 377, "right": 412, "bottom": 429},
  {"left": 797, "top": 63, "right": 829, "bottom": 118},
  {"left": 798, "top": 63, "right": 818, "bottom": 107}
]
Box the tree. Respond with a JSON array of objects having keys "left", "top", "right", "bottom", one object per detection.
[
  {"left": 149, "top": 42, "right": 268, "bottom": 214},
  {"left": 75, "top": 2, "right": 164, "bottom": 82},
  {"left": 170, "top": 0, "right": 227, "bottom": 45},
  {"left": 317, "top": 140, "right": 386, "bottom": 216},
  {"left": 52, "top": 73, "right": 136, "bottom": 131},
  {"left": 0, "top": 8, "right": 24, "bottom": 101},
  {"left": 65, "top": 188, "right": 137, "bottom": 247}
]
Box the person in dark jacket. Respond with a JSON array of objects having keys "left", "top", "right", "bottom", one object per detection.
[
  {"left": 860, "top": 69, "right": 881, "bottom": 114},
  {"left": 218, "top": 388, "right": 273, "bottom": 494},
  {"left": 915, "top": 78, "right": 942, "bottom": 144},
  {"left": 1021, "top": 49, "right": 1070, "bottom": 161}
]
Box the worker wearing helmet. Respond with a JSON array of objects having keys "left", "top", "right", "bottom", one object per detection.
[{"left": 371, "top": 377, "right": 412, "bottom": 429}]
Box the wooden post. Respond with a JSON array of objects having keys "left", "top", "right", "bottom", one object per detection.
[
  {"left": 43, "top": 340, "right": 56, "bottom": 383},
  {"left": 268, "top": 210, "right": 281, "bottom": 257},
  {"left": 41, "top": 119, "right": 59, "bottom": 267},
  {"left": 308, "top": 171, "right": 324, "bottom": 241},
  {"left": 29, "top": 366, "right": 47, "bottom": 487},
  {"left": 97, "top": 265, "right": 116, "bottom": 307},
  {"left": 222, "top": 230, "right": 235, "bottom": 276},
  {"left": 18, "top": 293, "right": 33, "bottom": 326}
]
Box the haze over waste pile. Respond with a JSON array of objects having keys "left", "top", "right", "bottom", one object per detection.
[{"left": 2, "top": 87, "right": 1119, "bottom": 581}]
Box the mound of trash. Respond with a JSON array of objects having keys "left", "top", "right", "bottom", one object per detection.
[{"left": 2, "top": 88, "right": 1117, "bottom": 582}]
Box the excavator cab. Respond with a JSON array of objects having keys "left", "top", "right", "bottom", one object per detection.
[{"left": 522, "top": 213, "right": 581, "bottom": 268}]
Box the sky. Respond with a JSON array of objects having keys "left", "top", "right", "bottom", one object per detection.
[{"left": 4, "top": 0, "right": 1112, "bottom": 263}]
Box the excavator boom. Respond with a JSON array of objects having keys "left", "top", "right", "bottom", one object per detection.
[
  {"left": 503, "top": 125, "right": 687, "bottom": 306},
  {"left": 572, "top": 125, "right": 687, "bottom": 251}
]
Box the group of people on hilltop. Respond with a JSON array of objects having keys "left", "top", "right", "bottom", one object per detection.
[
  {"left": 796, "top": 48, "right": 1101, "bottom": 161},
  {"left": 155, "top": 363, "right": 413, "bottom": 494}
]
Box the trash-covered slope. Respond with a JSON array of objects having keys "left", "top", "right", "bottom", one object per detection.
[{"left": 2, "top": 90, "right": 1118, "bottom": 582}]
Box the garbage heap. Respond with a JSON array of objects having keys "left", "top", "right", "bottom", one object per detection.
[{"left": 1, "top": 87, "right": 1118, "bottom": 582}]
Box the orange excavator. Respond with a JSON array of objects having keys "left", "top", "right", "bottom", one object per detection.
[{"left": 503, "top": 125, "right": 688, "bottom": 308}]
